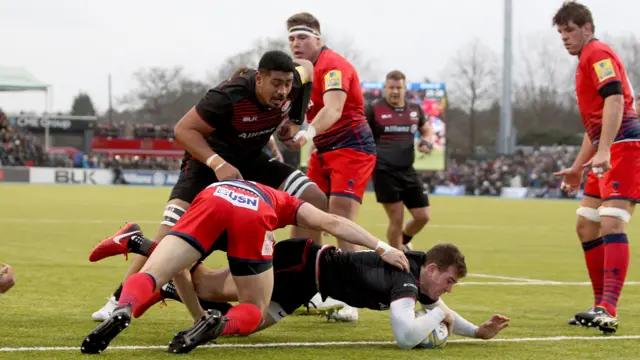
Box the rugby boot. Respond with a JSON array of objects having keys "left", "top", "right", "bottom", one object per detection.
[
  {"left": 81, "top": 304, "right": 132, "bottom": 354},
  {"left": 575, "top": 306, "right": 619, "bottom": 334},
  {"left": 167, "top": 309, "right": 227, "bottom": 354},
  {"left": 568, "top": 308, "right": 592, "bottom": 326},
  {"left": 89, "top": 223, "right": 142, "bottom": 262}
]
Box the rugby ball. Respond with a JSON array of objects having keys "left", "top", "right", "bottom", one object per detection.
[{"left": 414, "top": 309, "right": 449, "bottom": 349}]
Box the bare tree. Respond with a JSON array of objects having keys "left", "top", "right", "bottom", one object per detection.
[
  {"left": 208, "top": 33, "right": 377, "bottom": 86},
  {"left": 119, "top": 66, "right": 207, "bottom": 124},
  {"left": 602, "top": 33, "right": 640, "bottom": 91},
  {"left": 442, "top": 38, "right": 499, "bottom": 155}
]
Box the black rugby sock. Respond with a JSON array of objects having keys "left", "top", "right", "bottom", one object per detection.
[
  {"left": 402, "top": 233, "right": 413, "bottom": 245},
  {"left": 113, "top": 283, "right": 123, "bottom": 301}
]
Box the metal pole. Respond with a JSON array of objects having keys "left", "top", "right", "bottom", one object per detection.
[{"left": 498, "top": 0, "right": 514, "bottom": 154}]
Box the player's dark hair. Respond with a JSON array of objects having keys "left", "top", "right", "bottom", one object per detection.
[
  {"left": 386, "top": 70, "right": 406, "bottom": 82},
  {"left": 424, "top": 244, "right": 467, "bottom": 278},
  {"left": 552, "top": 1, "right": 595, "bottom": 33},
  {"left": 257, "top": 50, "right": 296, "bottom": 75},
  {"left": 286, "top": 12, "right": 321, "bottom": 33}
]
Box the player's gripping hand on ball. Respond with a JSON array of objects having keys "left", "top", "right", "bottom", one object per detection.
[
  {"left": 0, "top": 264, "right": 15, "bottom": 295},
  {"left": 475, "top": 314, "right": 510, "bottom": 339},
  {"left": 554, "top": 166, "right": 584, "bottom": 195}
]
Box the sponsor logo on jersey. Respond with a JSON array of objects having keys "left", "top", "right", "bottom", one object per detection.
[
  {"left": 214, "top": 186, "right": 259, "bottom": 210},
  {"left": 384, "top": 125, "right": 412, "bottom": 133},
  {"left": 403, "top": 283, "right": 418, "bottom": 290},
  {"left": 238, "top": 126, "right": 278, "bottom": 139},
  {"left": 324, "top": 70, "right": 343, "bottom": 90},
  {"left": 242, "top": 116, "right": 258, "bottom": 122},
  {"left": 410, "top": 111, "right": 418, "bottom": 120},
  {"left": 593, "top": 59, "right": 616, "bottom": 82}
]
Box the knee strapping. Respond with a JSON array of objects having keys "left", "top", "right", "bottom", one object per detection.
[
  {"left": 161, "top": 204, "right": 187, "bottom": 227},
  {"left": 576, "top": 206, "right": 601, "bottom": 223},
  {"left": 598, "top": 207, "right": 631, "bottom": 223},
  {"left": 283, "top": 170, "right": 315, "bottom": 198}
]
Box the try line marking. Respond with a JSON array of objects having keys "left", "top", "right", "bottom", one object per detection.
[{"left": 2, "top": 335, "right": 640, "bottom": 352}]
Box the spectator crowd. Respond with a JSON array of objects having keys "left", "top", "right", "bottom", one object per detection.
[{"left": 1, "top": 110, "right": 583, "bottom": 197}]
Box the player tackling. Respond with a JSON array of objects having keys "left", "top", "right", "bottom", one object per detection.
[
  {"left": 367, "top": 70, "right": 433, "bottom": 251},
  {"left": 552, "top": 1, "right": 640, "bottom": 334},
  {"left": 90, "top": 236, "right": 510, "bottom": 349},
  {"left": 81, "top": 180, "right": 408, "bottom": 354},
  {"left": 90, "top": 50, "right": 328, "bottom": 322}
]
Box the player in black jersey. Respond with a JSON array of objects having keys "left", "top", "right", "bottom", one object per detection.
[
  {"left": 109, "top": 237, "right": 509, "bottom": 349},
  {"left": 366, "top": 70, "right": 434, "bottom": 252},
  {"left": 90, "top": 50, "right": 327, "bottom": 322}
]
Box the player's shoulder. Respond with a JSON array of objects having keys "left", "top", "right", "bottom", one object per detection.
[
  {"left": 581, "top": 40, "right": 619, "bottom": 62},
  {"left": 370, "top": 98, "right": 388, "bottom": 109},
  {"left": 407, "top": 102, "right": 424, "bottom": 113},
  {"left": 213, "top": 68, "right": 257, "bottom": 103},
  {"left": 317, "top": 48, "right": 355, "bottom": 72}
]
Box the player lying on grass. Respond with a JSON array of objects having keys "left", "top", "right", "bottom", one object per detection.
[
  {"left": 91, "top": 235, "right": 509, "bottom": 349},
  {"left": 83, "top": 180, "right": 409, "bottom": 355}
]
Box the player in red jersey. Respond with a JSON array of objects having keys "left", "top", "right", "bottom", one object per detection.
[
  {"left": 281, "top": 12, "right": 377, "bottom": 322},
  {"left": 552, "top": 1, "right": 640, "bottom": 334},
  {"left": 81, "top": 180, "right": 408, "bottom": 354}
]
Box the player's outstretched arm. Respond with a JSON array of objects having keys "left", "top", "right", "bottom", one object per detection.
[
  {"left": 422, "top": 299, "right": 509, "bottom": 339},
  {"left": 295, "top": 203, "right": 409, "bottom": 271},
  {"left": 389, "top": 297, "right": 447, "bottom": 349}
]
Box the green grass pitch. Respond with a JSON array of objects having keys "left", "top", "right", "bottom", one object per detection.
[{"left": 0, "top": 184, "right": 638, "bottom": 359}]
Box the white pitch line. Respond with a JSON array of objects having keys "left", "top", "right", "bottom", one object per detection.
[
  {"left": 2, "top": 335, "right": 640, "bottom": 352},
  {"left": 460, "top": 281, "right": 640, "bottom": 286},
  {"left": 467, "top": 273, "right": 549, "bottom": 283}
]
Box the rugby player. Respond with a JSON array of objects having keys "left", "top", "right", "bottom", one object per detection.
[
  {"left": 90, "top": 50, "right": 327, "bottom": 322},
  {"left": 82, "top": 180, "right": 408, "bottom": 354},
  {"left": 282, "top": 11, "right": 377, "bottom": 322},
  {"left": 0, "top": 263, "right": 15, "bottom": 295},
  {"left": 367, "top": 70, "right": 433, "bottom": 251},
  {"left": 553, "top": 1, "right": 640, "bottom": 333},
  {"left": 93, "top": 237, "right": 510, "bottom": 349}
]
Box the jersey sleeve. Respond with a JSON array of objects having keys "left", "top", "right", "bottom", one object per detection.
[
  {"left": 321, "top": 63, "right": 352, "bottom": 94},
  {"left": 274, "top": 190, "right": 305, "bottom": 228},
  {"left": 288, "top": 68, "right": 312, "bottom": 126},
  {"left": 194, "top": 90, "right": 234, "bottom": 129},
  {"left": 585, "top": 47, "right": 623, "bottom": 91},
  {"left": 390, "top": 273, "right": 419, "bottom": 302},
  {"left": 365, "top": 102, "right": 376, "bottom": 128}
]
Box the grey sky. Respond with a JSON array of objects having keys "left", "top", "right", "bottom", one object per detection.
[{"left": 1, "top": 0, "right": 638, "bottom": 114}]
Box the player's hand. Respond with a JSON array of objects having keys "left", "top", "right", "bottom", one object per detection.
[
  {"left": 418, "top": 139, "right": 433, "bottom": 154},
  {"left": 272, "top": 150, "right": 284, "bottom": 163},
  {"left": 380, "top": 248, "right": 410, "bottom": 272},
  {"left": 583, "top": 150, "right": 611, "bottom": 179},
  {"left": 475, "top": 314, "right": 510, "bottom": 339},
  {"left": 0, "top": 264, "right": 15, "bottom": 294},
  {"left": 441, "top": 308, "right": 455, "bottom": 334},
  {"left": 213, "top": 162, "right": 243, "bottom": 181},
  {"left": 553, "top": 166, "right": 583, "bottom": 196}
]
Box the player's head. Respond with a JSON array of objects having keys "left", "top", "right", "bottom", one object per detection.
[
  {"left": 384, "top": 70, "right": 407, "bottom": 107},
  {"left": 256, "top": 50, "right": 297, "bottom": 108},
  {"left": 552, "top": 1, "right": 595, "bottom": 56},
  {"left": 419, "top": 244, "right": 467, "bottom": 300},
  {"left": 287, "top": 12, "right": 323, "bottom": 62}
]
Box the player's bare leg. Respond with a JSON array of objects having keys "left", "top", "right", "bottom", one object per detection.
[
  {"left": 91, "top": 199, "right": 190, "bottom": 321},
  {"left": 192, "top": 266, "right": 238, "bottom": 302},
  {"left": 403, "top": 206, "right": 431, "bottom": 252},
  {"left": 81, "top": 235, "right": 202, "bottom": 354},
  {"left": 576, "top": 199, "right": 634, "bottom": 334},
  {"left": 382, "top": 202, "right": 405, "bottom": 250},
  {"left": 330, "top": 196, "right": 362, "bottom": 252},
  {"left": 569, "top": 196, "right": 602, "bottom": 326}
]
